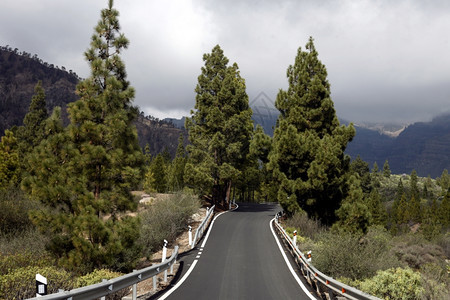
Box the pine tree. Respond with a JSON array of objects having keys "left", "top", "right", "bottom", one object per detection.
[
  {"left": 268, "top": 37, "right": 355, "bottom": 224},
  {"left": 350, "top": 155, "right": 372, "bottom": 194},
  {"left": 383, "top": 160, "right": 391, "bottom": 178},
  {"left": 0, "top": 130, "right": 20, "bottom": 189},
  {"left": 15, "top": 81, "right": 49, "bottom": 176},
  {"left": 439, "top": 188, "right": 450, "bottom": 227},
  {"left": 371, "top": 162, "right": 381, "bottom": 189},
  {"left": 334, "top": 175, "right": 372, "bottom": 233},
  {"left": 185, "top": 45, "right": 253, "bottom": 207},
  {"left": 17, "top": 81, "right": 48, "bottom": 148},
  {"left": 150, "top": 153, "right": 168, "bottom": 193},
  {"left": 367, "top": 189, "right": 387, "bottom": 226},
  {"left": 422, "top": 197, "right": 441, "bottom": 240},
  {"left": 372, "top": 162, "right": 379, "bottom": 174},
  {"left": 144, "top": 143, "right": 152, "bottom": 166},
  {"left": 437, "top": 169, "right": 449, "bottom": 193},
  {"left": 22, "top": 1, "right": 143, "bottom": 272},
  {"left": 391, "top": 179, "right": 405, "bottom": 227},
  {"left": 168, "top": 134, "right": 186, "bottom": 191},
  {"left": 247, "top": 125, "right": 274, "bottom": 201},
  {"left": 409, "top": 194, "right": 422, "bottom": 223},
  {"left": 396, "top": 193, "right": 409, "bottom": 225},
  {"left": 409, "top": 169, "right": 420, "bottom": 200}
]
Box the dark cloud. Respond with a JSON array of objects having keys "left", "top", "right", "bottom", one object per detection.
[{"left": 1, "top": 0, "right": 448, "bottom": 123}]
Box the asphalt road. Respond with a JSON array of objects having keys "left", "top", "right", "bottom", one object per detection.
[{"left": 159, "top": 202, "right": 315, "bottom": 300}]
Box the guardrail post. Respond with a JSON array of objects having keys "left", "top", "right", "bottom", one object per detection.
[
  {"left": 188, "top": 225, "right": 192, "bottom": 246},
  {"left": 153, "top": 274, "right": 157, "bottom": 291},
  {"left": 131, "top": 270, "right": 137, "bottom": 300},
  {"left": 100, "top": 279, "right": 107, "bottom": 300},
  {"left": 324, "top": 286, "right": 335, "bottom": 300},
  {"left": 162, "top": 240, "right": 168, "bottom": 262}
]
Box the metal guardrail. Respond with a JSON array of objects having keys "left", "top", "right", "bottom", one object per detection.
[
  {"left": 191, "top": 205, "right": 215, "bottom": 249},
  {"left": 26, "top": 246, "right": 179, "bottom": 300},
  {"left": 274, "top": 216, "right": 381, "bottom": 300}
]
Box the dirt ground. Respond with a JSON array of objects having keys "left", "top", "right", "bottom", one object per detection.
[{"left": 121, "top": 194, "right": 209, "bottom": 299}]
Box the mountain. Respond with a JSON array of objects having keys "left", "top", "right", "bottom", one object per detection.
[
  {"left": 340, "top": 116, "right": 450, "bottom": 177},
  {"left": 166, "top": 94, "right": 449, "bottom": 177},
  {"left": 0, "top": 46, "right": 184, "bottom": 158},
  {"left": 2, "top": 46, "right": 448, "bottom": 175},
  {"left": 0, "top": 46, "right": 79, "bottom": 134}
]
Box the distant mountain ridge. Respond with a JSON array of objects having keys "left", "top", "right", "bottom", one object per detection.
[
  {"left": 167, "top": 112, "right": 449, "bottom": 178},
  {"left": 1, "top": 46, "right": 448, "bottom": 176},
  {"left": 0, "top": 47, "right": 184, "bottom": 158}
]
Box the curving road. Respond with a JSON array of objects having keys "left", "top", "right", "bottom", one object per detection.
[{"left": 158, "top": 202, "right": 316, "bottom": 300}]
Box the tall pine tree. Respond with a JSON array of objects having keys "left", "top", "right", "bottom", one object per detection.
[
  {"left": 185, "top": 45, "right": 253, "bottom": 207},
  {"left": 23, "top": 0, "right": 144, "bottom": 272},
  {"left": 168, "top": 134, "right": 187, "bottom": 191},
  {"left": 268, "top": 37, "right": 355, "bottom": 224},
  {"left": 15, "top": 81, "right": 49, "bottom": 176},
  {"left": 0, "top": 130, "right": 20, "bottom": 189}
]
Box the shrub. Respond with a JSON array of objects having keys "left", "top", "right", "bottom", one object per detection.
[
  {"left": 313, "top": 227, "right": 401, "bottom": 280},
  {"left": 0, "top": 266, "right": 74, "bottom": 299},
  {"left": 0, "top": 251, "right": 55, "bottom": 275},
  {"left": 285, "top": 212, "right": 325, "bottom": 240},
  {"left": 390, "top": 233, "right": 446, "bottom": 269},
  {"left": 0, "top": 187, "right": 38, "bottom": 233},
  {"left": 359, "top": 267, "right": 424, "bottom": 300},
  {"left": 75, "top": 269, "right": 128, "bottom": 300},
  {"left": 419, "top": 263, "right": 450, "bottom": 300},
  {"left": 0, "top": 228, "right": 48, "bottom": 256},
  {"left": 139, "top": 192, "right": 200, "bottom": 258}
]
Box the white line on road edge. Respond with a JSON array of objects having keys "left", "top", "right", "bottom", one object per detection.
[
  {"left": 158, "top": 260, "right": 198, "bottom": 300},
  {"left": 158, "top": 204, "right": 239, "bottom": 299},
  {"left": 269, "top": 218, "right": 317, "bottom": 300}
]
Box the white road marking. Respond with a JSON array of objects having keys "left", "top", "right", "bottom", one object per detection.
[
  {"left": 158, "top": 204, "right": 239, "bottom": 299},
  {"left": 269, "top": 218, "right": 317, "bottom": 300},
  {"left": 158, "top": 260, "right": 198, "bottom": 300}
]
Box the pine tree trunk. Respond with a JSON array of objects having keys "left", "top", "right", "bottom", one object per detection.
[{"left": 225, "top": 180, "right": 232, "bottom": 209}]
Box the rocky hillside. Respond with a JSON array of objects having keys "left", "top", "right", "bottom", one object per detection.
[
  {"left": 0, "top": 47, "right": 184, "bottom": 158},
  {"left": 342, "top": 115, "right": 450, "bottom": 177},
  {"left": 0, "top": 47, "right": 79, "bottom": 133}
]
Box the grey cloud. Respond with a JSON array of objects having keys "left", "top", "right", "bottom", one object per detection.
[{"left": 1, "top": 0, "right": 449, "bottom": 123}]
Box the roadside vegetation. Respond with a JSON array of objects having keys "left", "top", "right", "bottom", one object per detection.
[
  {"left": 1, "top": 0, "right": 449, "bottom": 299},
  {"left": 0, "top": 189, "right": 200, "bottom": 299},
  {"left": 284, "top": 166, "right": 450, "bottom": 299}
]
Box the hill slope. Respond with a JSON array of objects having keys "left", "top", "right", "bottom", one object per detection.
[
  {"left": 0, "top": 47, "right": 184, "bottom": 158},
  {"left": 0, "top": 47, "right": 79, "bottom": 134},
  {"left": 2, "top": 46, "right": 448, "bottom": 175}
]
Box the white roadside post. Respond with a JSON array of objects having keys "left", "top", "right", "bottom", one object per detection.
[
  {"left": 188, "top": 225, "right": 193, "bottom": 247},
  {"left": 307, "top": 250, "right": 312, "bottom": 262},
  {"left": 162, "top": 239, "right": 168, "bottom": 262},
  {"left": 36, "top": 274, "right": 47, "bottom": 297},
  {"left": 162, "top": 239, "right": 168, "bottom": 282},
  {"left": 293, "top": 230, "right": 297, "bottom": 247}
]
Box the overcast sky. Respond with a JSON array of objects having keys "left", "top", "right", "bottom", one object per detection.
[{"left": 1, "top": 0, "right": 449, "bottom": 124}]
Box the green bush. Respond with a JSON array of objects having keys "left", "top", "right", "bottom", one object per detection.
[
  {"left": 75, "top": 269, "right": 128, "bottom": 300},
  {"left": 313, "top": 227, "right": 401, "bottom": 280},
  {"left": 359, "top": 267, "right": 424, "bottom": 300},
  {"left": 285, "top": 212, "right": 325, "bottom": 240},
  {"left": 0, "top": 228, "right": 49, "bottom": 256},
  {"left": 390, "top": 233, "right": 446, "bottom": 269},
  {"left": 419, "top": 263, "right": 450, "bottom": 300},
  {"left": 0, "top": 187, "right": 38, "bottom": 233},
  {"left": 0, "top": 251, "right": 55, "bottom": 275},
  {"left": 74, "top": 268, "right": 123, "bottom": 287},
  {"left": 0, "top": 266, "right": 74, "bottom": 299},
  {"left": 139, "top": 192, "right": 200, "bottom": 257}
]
